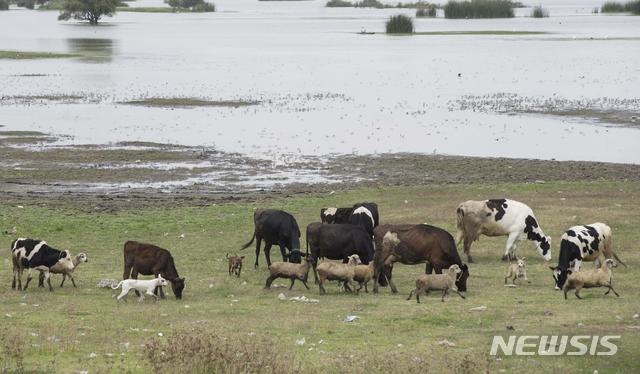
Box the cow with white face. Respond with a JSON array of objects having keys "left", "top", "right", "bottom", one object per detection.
[
  {"left": 456, "top": 199, "right": 551, "bottom": 263},
  {"left": 549, "top": 222, "right": 624, "bottom": 290}
]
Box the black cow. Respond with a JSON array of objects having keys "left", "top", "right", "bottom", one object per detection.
[
  {"left": 241, "top": 209, "right": 302, "bottom": 268},
  {"left": 349, "top": 202, "right": 379, "bottom": 237},
  {"left": 549, "top": 223, "right": 624, "bottom": 290},
  {"left": 11, "top": 238, "right": 70, "bottom": 292},
  {"left": 305, "top": 223, "right": 374, "bottom": 283},
  {"left": 320, "top": 207, "right": 353, "bottom": 224}
]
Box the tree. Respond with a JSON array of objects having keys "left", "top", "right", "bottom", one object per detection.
[{"left": 58, "top": 0, "right": 119, "bottom": 24}]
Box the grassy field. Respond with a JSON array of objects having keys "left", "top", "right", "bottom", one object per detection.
[
  {"left": 1, "top": 181, "right": 639, "bottom": 372},
  {"left": 0, "top": 50, "right": 78, "bottom": 59}
]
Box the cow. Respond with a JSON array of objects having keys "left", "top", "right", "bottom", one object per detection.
[
  {"left": 372, "top": 224, "right": 469, "bottom": 294},
  {"left": 455, "top": 199, "right": 551, "bottom": 263},
  {"left": 305, "top": 223, "right": 374, "bottom": 284},
  {"left": 320, "top": 207, "right": 353, "bottom": 224},
  {"left": 11, "top": 238, "right": 72, "bottom": 292},
  {"left": 240, "top": 209, "right": 302, "bottom": 268},
  {"left": 122, "top": 241, "right": 185, "bottom": 300},
  {"left": 549, "top": 223, "right": 625, "bottom": 290},
  {"left": 349, "top": 202, "right": 379, "bottom": 237}
]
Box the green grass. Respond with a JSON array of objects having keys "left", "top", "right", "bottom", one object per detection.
[
  {"left": 444, "top": 0, "right": 514, "bottom": 18},
  {"left": 119, "top": 97, "right": 259, "bottom": 108},
  {"left": 1, "top": 181, "right": 640, "bottom": 371},
  {"left": 0, "top": 50, "right": 78, "bottom": 59},
  {"left": 116, "top": 6, "right": 174, "bottom": 12},
  {"left": 384, "top": 30, "right": 548, "bottom": 35},
  {"left": 0, "top": 131, "right": 48, "bottom": 137}
]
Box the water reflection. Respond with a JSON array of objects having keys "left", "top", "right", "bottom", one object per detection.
[{"left": 66, "top": 38, "right": 115, "bottom": 63}]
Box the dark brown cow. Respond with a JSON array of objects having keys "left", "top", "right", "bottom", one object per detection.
[
  {"left": 372, "top": 224, "right": 469, "bottom": 294},
  {"left": 123, "top": 241, "right": 185, "bottom": 300}
]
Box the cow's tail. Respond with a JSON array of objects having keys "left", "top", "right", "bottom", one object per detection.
[
  {"left": 111, "top": 281, "right": 123, "bottom": 290},
  {"left": 604, "top": 230, "right": 626, "bottom": 267},
  {"left": 240, "top": 233, "right": 256, "bottom": 250},
  {"left": 612, "top": 251, "right": 626, "bottom": 267}
]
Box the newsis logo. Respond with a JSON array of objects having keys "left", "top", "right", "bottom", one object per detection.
[{"left": 490, "top": 335, "right": 620, "bottom": 356}]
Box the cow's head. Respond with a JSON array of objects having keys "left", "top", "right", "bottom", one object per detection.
[
  {"left": 382, "top": 231, "right": 400, "bottom": 252},
  {"left": 549, "top": 266, "right": 567, "bottom": 290},
  {"left": 456, "top": 263, "right": 469, "bottom": 292},
  {"left": 537, "top": 236, "right": 552, "bottom": 261},
  {"left": 284, "top": 249, "right": 303, "bottom": 264},
  {"left": 171, "top": 277, "right": 185, "bottom": 300}
]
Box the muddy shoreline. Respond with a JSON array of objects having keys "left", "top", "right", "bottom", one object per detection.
[{"left": 2, "top": 140, "right": 639, "bottom": 211}]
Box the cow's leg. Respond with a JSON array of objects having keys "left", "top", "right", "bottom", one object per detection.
[
  {"left": 24, "top": 269, "right": 34, "bottom": 290},
  {"left": 38, "top": 271, "right": 45, "bottom": 288},
  {"left": 311, "top": 258, "right": 320, "bottom": 284},
  {"left": 44, "top": 270, "right": 54, "bottom": 292},
  {"left": 502, "top": 232, "right": 520, "bottom": 261},
  {"left": 463, "top": 238, "right": 473, "bottom": 263},
  {"left": 264, "top": 243, "right": 275, "bottom": 267},
  {"left": 278, "top": 239, "right": 288, "bottom": 262},
  {"left": 16, "top": 265, "right": 24, "bottom": 291},
  {"left": 254, "top": 236, "right": 263, "bottom": 268},
  {"left": 12, "top": 265, "right": 17, "bottom": 290},
  {"left": 387, "top": 264, "right": 398, "bottom": 294}
]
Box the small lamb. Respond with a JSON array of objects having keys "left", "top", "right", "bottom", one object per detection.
[
  {"left": 407, "top": 264, "right": 466, "bottom": 303},
  {"left": 353, "top": 261, "right": 375, "bottom": 293},
  {"left": 112, "top": 276, "right": 169, "bottom": 302},
  {"left": 227, "top": 253, "right": 245, "bottom": 277},
  {"left": 38, "top": 252, "right": 88, "bottom": 288},
  {"left": 265, "top": 251, "right": 312, "bottom": 290},
  {"left": 316, "top": 254, "right": 361, "bottom": 295},
  {"left": 563, "top": 259, "right": 619, "bottom": 300},
  {"left": 504, "top": 257, "right": 529, "bottom": 285}
]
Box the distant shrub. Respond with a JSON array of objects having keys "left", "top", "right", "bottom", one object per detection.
[
  {"left": 416, "top": 5, "right": 436, "bottom": 16},
  {"left": 192, "top": 0, "right": 214, "bottom": 11},
  {"left": 354, "top": 0, "right": 385, "bottom": 7},
  {"left": 16, "top": 0, "right": 35, "bottom": 8},
  {"left": 0, "top": 0, "right": 9, "bottom": 10},
  {"left": 386, "top": 14, "right": 414, "bottom": 33},
  {"left": 444, "top": 0, "right": 514, "bottom": 18},
  {"left": 165, "top": 0, "right": 215, "bottom": 11},
  {"left": 326, "top": 0, "right": 352, "bottom": 6},
  {"left": 601, "top": 1, "right": 640, "bottom": 13},
  {"left": 592, "top": 6, "right": 599, "bottom": 13},
  {"left": 531, "top": 5, "right": 548, "bottom": 17}
]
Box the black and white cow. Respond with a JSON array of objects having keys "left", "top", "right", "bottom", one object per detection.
[
  {"left": 349, "top": 202, "right": 379, "bottom": 237},
  {"left": 240, "top": 209, "right": 302, "bottom": 268},
  {"left": 11, "top": 238, "right": 72, "bottom": 291},
  {"left": 456, "top": 199, "right": 551, "bottom": 262},
  {"left": 549, "top": 222, "right": 624, "bottom": 290},
  {"left": 320, "top": 207, "right": 353, "bottom": 224}
]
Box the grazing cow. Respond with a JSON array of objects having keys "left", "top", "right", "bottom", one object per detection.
[
  {"left": 305, "top": 223, "right": 374, "bottom": 283},
  {"left": 349, "top": 202, "right": 379, "bottom": 237},
  {"left": 549, "top": 223, "right": 624, "bottom": 290},
  {"left": 456, "top": 199, "right": 551, "bottom": 263},
  {"left": 226, "top": 254, "right": 244, "bottom": 277},
  {"left": 240, "top": 209, "right": 302, "bottom": 268},
  {"left": 123, "top": 241, "right": 185, "bottom": 300},
  {"left": 11, "top": 238, "right": 71, "bottom": 292},
  {"left": 372, "top": 224, "right": 469, "bottom": 294},
  {"left": 320, "top": 207, "right": 353, "bottom": 224}
]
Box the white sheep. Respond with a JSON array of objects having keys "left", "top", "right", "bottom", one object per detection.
[
  {"left": 353, "top": 261, "right": 375, "bottom": 293},
  {"left": 504, "top": 257, "right": 529, "bottom": 285},
  {"left": 264, "top": 253, "right": 311, "bottom": 290},
  {"left": 38, "top": 252, "right": 88, "bottom": 288},
  {"left": 316, "top": 254, "right": 361, "bottom": 295},
  {"left": 406, "top": 264, "right": 466, "bottom": 303},
  {"left": 563, "top": 259, "right": 620, "bottom": 300}
]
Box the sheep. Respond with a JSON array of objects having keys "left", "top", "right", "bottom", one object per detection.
[
  {"left": 316, "top": 254, "right": 361, "bottom": 295},
  {"left": 264, "top": 251, "right": 311, "bottom": 290},
  {"left": 353, "top": 261, "right": 375, "bottom": 293},
  {"left": 226, "top": 253, "right": 244, "bottom": 277},
  {"left": 406, "top": 264, "right": 466, "bottom": 303},
  {"left": 37, "top": 252, "right": 88, "bottom": 288},
  {"left": 563, "top": 259, "right": 620, "bottom": 300},
  {"left": 504, "top": 257, "right": 530, "bottom": 285}
]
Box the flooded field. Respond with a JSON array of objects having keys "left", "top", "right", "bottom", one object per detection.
[{"left": 1, "top": 0, "right": 639, "bottom": 192}]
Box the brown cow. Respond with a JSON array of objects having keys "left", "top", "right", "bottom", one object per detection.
[
  {"left": 123, "top": 241, "right": 185, "bottom": 300},
  {"left": 372, "top": 224, "right": 469, "bottom": 294}
]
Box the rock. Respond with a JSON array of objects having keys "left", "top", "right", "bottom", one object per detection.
[
  {"left": 296, "top": 337, "right": 306, "bottom": 346},
  {"left": 277, "top": 293, "right": 287, "bottom": 301},
  {"left": 4, "top": 227, "right": 17, "bottom": 235},
  {"left": 158, "top": 332, "right": 163, "bottom": 337},
  {"left": 96, "top": 279, "right": 119, "bottom": 288},
  {"left": 438, "top": 339, "right": 456, "bottom": 347},
  {"left": 469, "top": 305, "right": 487, "bottom": 312},
  {"left": 88, "top": 353, "right": 97, "bottom": 359},
  {"left": 344, "top": 315, "right": 360, "bottom": 322},
  {"left": 632, "top": 313, "right": 639, "bottom": 320},
  {"left": 543, "top": 310, "right": 553, "bottom": 316}
]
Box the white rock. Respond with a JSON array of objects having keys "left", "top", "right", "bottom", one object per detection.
[
  {"left": 158, "top": 332, "right": 163, "bottom": 337},
  {"left": 277, "top": 293, "right": 287, "bottom": 301},
  {"left": 88, "top": 353, "right": 97, "bottom": 359},
  {"left": 469, "top": 305, "right": 487, "bottom": 312},
  {"left": 438, "top": 339, "right": 456, "bottom": 347},
  {"left": 632, "top": 313, "right": 639, "bottom": 320},
  {"left": 344, "top": 315, "right": 360, "bottom": 322},
  {"left": 296, "top": 337, "right": 306, "bottom": 346}
]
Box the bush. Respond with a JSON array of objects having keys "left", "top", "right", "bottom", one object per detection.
[
  {"left": 354, "top": 0, "right": 385, "bottom": 7},
  {"left": 0, "top": 0, "right": 9, "bottom": 10},
  {"left": 326, "top": 0, "right": 352, "bottom": 6},
  {"left": 416, "top": 5, "right": 436, "bottom": 16},
  {"left": 165, "top": 0, "right": 215, "bottom": 11},
  {"left": 58, "top": 0, "right": 120, "bottom": 23},
  {"left": 16, "top": 0, "right": 35, "bottom": 8},
  {"left": 601, "top": 1, "right": 626, "bottom": 12},
  {"left": 531, "top": 5, "right": 548, "bottom": 17},
  {"left": 192, "top": 0, "right": 214, "bottom": 11},
  {"left": 444, "top": 0, "right": 514, "bottom": 18},
  {"left": 386, "top": 14, "right": 414, "bottom": 33},
  {"left": 626, "top": 0, "right": 640, "bottom": 13}
]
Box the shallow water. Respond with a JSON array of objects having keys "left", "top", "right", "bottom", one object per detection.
[{"left": 0, "top": 0, "right": 639, "bottom": 164}]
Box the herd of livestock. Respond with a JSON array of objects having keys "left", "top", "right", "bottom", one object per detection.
[{"left": 8, "top": 199, "right": 626, "bottom": 302}]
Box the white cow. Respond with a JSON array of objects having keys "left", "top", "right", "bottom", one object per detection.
[{"left": 456, "top": 199, "right": 551, "bottom": 263}]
